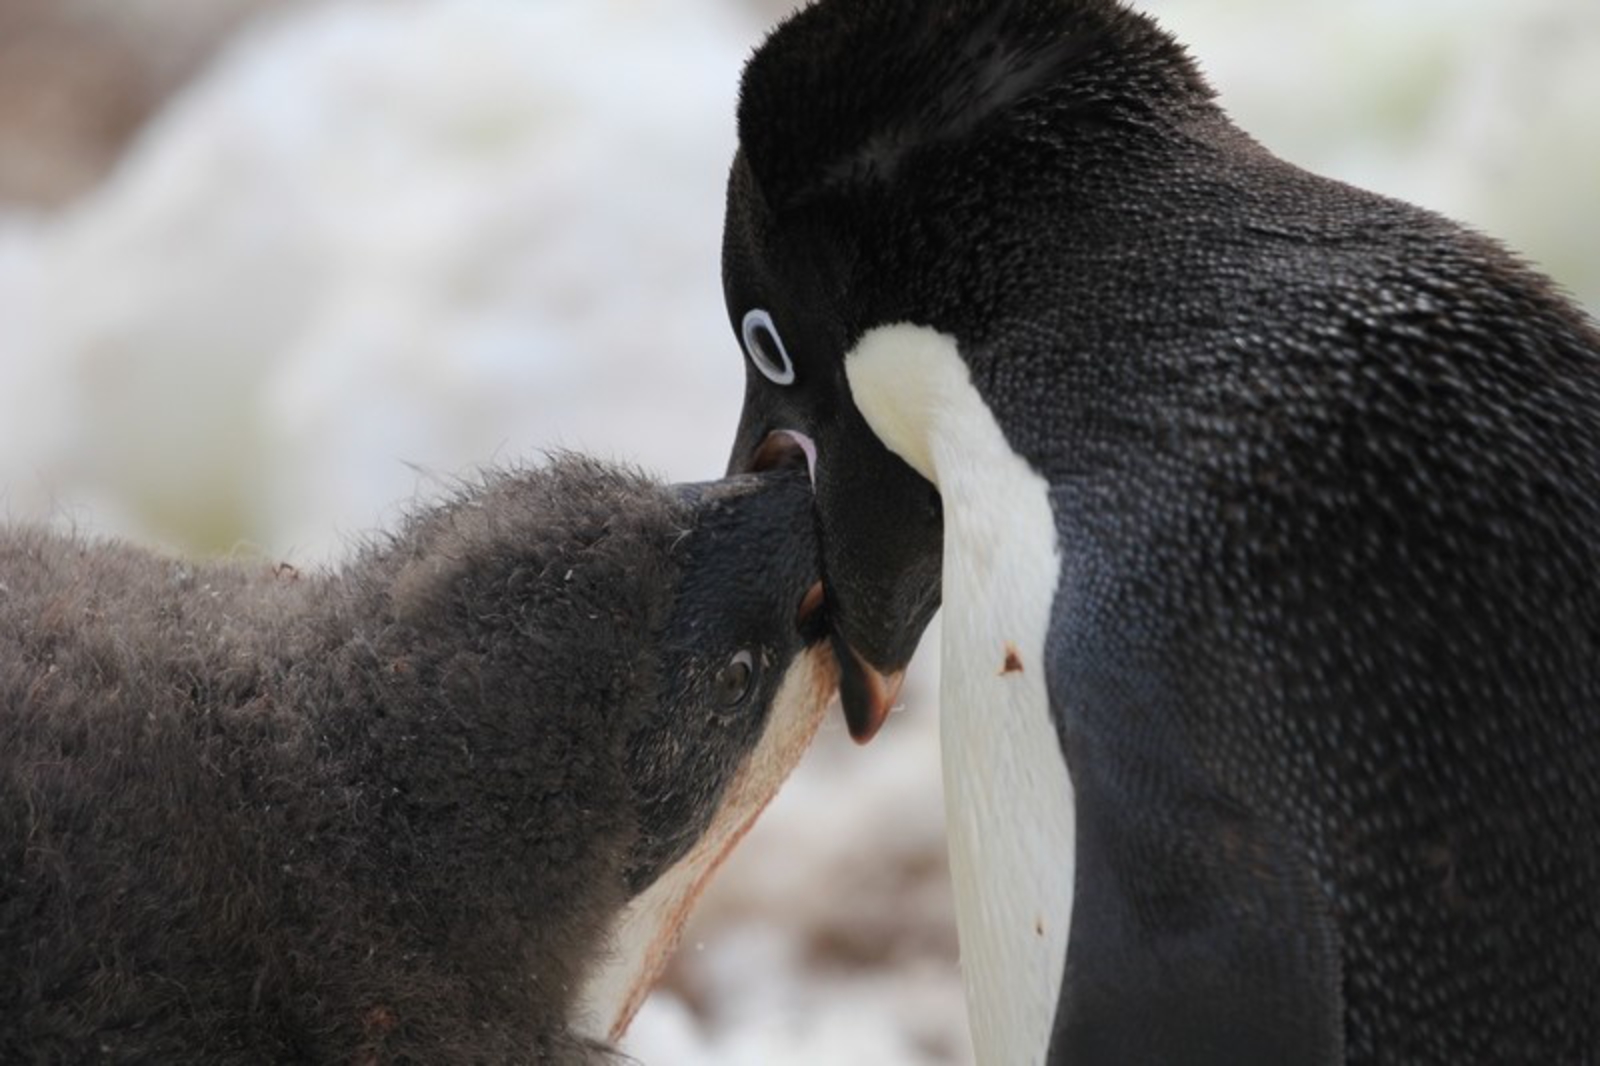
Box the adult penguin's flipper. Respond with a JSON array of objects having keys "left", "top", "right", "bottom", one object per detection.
[{"left": 1049, "top": 765, "right": 1344, "bottom": 1066}]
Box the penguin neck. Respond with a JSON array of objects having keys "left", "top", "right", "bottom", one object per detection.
[
  {"left": 846, "top": 323, "right": 1075, "bottom": 1066},
  {"left": 573, "top": 644, "right": 837, "bottom": 1043},
  {"left": 306, "top": 545, "right": 642, "bottom": 961}
]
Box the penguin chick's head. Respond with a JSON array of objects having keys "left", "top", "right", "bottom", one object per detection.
[
  {"left": 572, "top": 467, "right": 838, "bottom": 1042},
  {"left": 381, "top": 457, "right": 826, "bottom": 900},
  {"left": 624, "top": 467, "right": 830, "bottom": 893},
  {"left": 723, "top": 0, "right": 1214, "bottom": 738}
]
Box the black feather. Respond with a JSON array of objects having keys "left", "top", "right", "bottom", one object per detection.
[{"left": 726, "top": 1, "right": 1600, "bottom": 1062}]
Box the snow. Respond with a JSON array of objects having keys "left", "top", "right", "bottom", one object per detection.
[
  {"left": 0, "top": 1, "right": 1595, "bottom": 1062},
  {"left": 1, "top": 0, "right": 756, "bottom": 558}
]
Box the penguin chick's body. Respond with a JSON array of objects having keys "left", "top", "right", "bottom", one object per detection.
[
  {"left": 723, "top": 2, "right": 1600, "bottom": 1063},
  {"left": 0, "top": 457, "right": 830, "bottom": 1064}
]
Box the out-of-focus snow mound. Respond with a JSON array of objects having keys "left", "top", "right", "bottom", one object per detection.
[
  {"left": 0, "top": 0, "right": 756, "bottom": 560},
  {"left": 0, "top": 0, "right": 283, "bottom": 205},
  {"left": 0, "top": 2, "right": 1596, "bottom": 1064}
]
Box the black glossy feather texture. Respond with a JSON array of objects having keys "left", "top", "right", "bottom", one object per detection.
[
  {"left": 738, "top": 0, "right": 1211, "bottom": 213},
  {"left": 727, "top": 1, "right": 1600, "bottom": 1062},
  {"left": 0, "top": 457, "right": 821, "bottom": 1064}
]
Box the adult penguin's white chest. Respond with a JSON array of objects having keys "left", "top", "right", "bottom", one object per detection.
[{"left": 847, "top": 324, "right": 1076, "bottom": 1066}]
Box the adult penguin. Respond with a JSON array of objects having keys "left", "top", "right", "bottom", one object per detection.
[{"left": 722, "top": 2, "right": 1600, "bottom": 1063}]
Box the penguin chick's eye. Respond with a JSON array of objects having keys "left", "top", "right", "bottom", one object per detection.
[
  {"left": 741, "top": 309, "right": 795, "bottom": 386},
  {"left": 714, "top": 649, "right": 756, "bottom": 706}
]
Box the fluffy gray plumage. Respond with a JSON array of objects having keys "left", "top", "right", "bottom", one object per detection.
[{"left": 0, "top": 456, "right": 821, "bottom": 1064}]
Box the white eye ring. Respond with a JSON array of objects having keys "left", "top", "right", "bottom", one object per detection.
[
  {"left": 715, "top": 649, "right": 757, "bottom": 706},
  {"left": 741, "top": 308, "right": 795, "bottom": 386}
]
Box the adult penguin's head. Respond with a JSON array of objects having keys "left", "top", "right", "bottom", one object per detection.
[{"left": 722, "top": 0, "right": 1211, "bottom": 740}]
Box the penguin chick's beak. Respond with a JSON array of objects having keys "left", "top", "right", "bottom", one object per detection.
[{"left": 751, "top": 429, "right": 903, "bottom": 744}]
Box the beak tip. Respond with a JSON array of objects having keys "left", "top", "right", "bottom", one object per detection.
[
  {"left": 835, "top": 638, "right": 906, "bottom": 744},
  {"left": 846, "top": 713, "right": 886, "bottom": 745}
]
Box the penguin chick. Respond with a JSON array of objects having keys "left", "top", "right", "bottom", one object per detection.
[
  {"left": 0, "top": 456, "right": 832, "bottom": 1064},
  {"left": 723, "top": 1, "right": 1600, "bottom": 1063}
]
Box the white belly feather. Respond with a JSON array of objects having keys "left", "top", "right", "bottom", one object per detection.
[{"left": 847, "top": 323, "right": 1075, "bottom": 1066}]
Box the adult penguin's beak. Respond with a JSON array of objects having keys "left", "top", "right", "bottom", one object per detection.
[
  {"left": 830, "top": 635, "right": 907, "bottom": 743},
  {"left": 733, "top": 424, "right": 940, "bottom": 744}
]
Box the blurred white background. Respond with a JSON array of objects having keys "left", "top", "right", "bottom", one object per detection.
[{"left": 1, "top": 1, "right": 1595, "bottom": 1062}]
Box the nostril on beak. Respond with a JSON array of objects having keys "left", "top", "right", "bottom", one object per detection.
[{"left": 751, "top": 430, "right": 817, "bottom": 484}]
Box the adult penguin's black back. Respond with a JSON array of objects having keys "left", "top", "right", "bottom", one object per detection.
[{"left": 724, "top": 1, "right": 1600, "bottom": 1063}]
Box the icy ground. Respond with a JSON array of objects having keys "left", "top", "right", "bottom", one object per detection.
[{"left": 0, "top": 1, "right": 1595, "bottom": 1062}]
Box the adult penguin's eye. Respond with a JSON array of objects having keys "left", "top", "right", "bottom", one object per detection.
[
  {"left": 714, "top": 650, "right": 756, "bottom": 706},
  {"left": 741, "top": 309, "right": 795, "bottom": 386}
]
